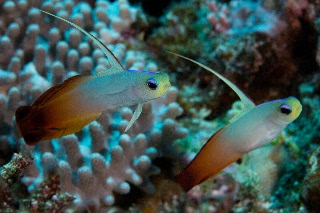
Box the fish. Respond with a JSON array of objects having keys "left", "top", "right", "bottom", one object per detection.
[
  {"left": 169, "top": 52, "right": 302, "bottom": 191},
  {"left": 15, "top": 10, "right": 171, "bottom": 146}
]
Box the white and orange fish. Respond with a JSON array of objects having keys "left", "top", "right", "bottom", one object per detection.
[
  {"left": 170, "top": 53, "right": 302, "bottom": 191},
  {"left": 15, "top": 10, "right": 170, "bottom": 145}
]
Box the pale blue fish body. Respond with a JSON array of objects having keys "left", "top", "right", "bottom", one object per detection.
[
  {"left": 72, "top": 70, "right": 170, "bottom": 112},
  {"left": 170, "top": 52, "right": 302, "bottom": 191},
  {"left": 222, "top": 97, "right": 302, "bottom": 154},
  {"left": 15, "top": 10, "right": 171, "bottom": 145}
]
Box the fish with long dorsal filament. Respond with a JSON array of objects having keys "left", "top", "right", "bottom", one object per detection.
[
  {"left": 15, "top": 10, "right": 171, "bottom": 145},
  {"left": 169, "top": 52, "right": 302, "bottom": 191}
]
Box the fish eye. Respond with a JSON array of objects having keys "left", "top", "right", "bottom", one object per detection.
[
  {"left": 146, "top": 78, "right": 158, "bottom": 90},
  {"left": 280, "top": 104, "right": 292, "bottom": 115}
]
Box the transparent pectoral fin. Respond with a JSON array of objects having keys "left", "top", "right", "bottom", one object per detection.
[{"left": 125, "top": 103, "right": 143, "bottom": 132}]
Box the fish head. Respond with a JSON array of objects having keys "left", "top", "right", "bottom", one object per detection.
[
  {"left": 127, "top": 70, "right": 171, "bottom": 101},
  {"left": 273, "top": 96, "right": 302, "bottom": 125}
]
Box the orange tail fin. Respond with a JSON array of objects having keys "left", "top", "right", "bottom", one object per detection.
[
  {"left": 16, "top": 105, "right": 101, "bottom": 145},
  {"left": 15, "top": 106, "right": 47, "bottom": 145},
  {"left": 175, "top": 168, "right": 196, "bottom": 191},
  {"left": 15, "top": 74, "right": 98, "bottom": 145}
]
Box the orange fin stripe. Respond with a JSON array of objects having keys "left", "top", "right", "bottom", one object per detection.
[
  {"left": 175, "top": 128, "right": 224, "bottom": 191},
  {"left": 33, "top": 74, "right": 94, "bottom": 106},
  {"left": 17, "top": 107, "right": 101, "bottom": 145},
  {"left": 176, "top": 128, "right": 242, "bottom": 191}
]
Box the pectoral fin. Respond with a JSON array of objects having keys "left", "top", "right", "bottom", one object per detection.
[{"left": 125, "top": 103, "right": 143, "bottom": 132}]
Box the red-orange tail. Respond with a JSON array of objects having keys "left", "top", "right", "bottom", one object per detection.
[
  {"left": 175, "top": 166, "right": 199, "bottom": 191},
  {"left": 15, "top": 75, "right": 98, "bottom": 146},
  {"left": 15, "top": 106, "right": 50, "bottom": 145}
]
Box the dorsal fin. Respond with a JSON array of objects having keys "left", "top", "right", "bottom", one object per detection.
[
  {"left": 33, "top": 75, "right": 94, "bottom": 106},
  {"left": 38, "top": 9, "right": 124, "bottom": 75},
  {"left": 169, "top": 52, "right": 256, "bottom": 112}
]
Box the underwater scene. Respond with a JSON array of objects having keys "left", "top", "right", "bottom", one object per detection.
[{"left": 0, "top": 0, "right": 319, "bottom": 212}]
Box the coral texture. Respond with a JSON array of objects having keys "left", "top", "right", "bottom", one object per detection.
[
  {"left": 0, "top": 0, "right": 187, "bottom": 211},
  {"left": 301, "top": 147, "right": 320, "bottom": 213},
  {"left": 0, "top": 0, "right": 319, "bottom": 212},
  {"left": 147, "top": 0, "right": 318, "bottom": 119}
]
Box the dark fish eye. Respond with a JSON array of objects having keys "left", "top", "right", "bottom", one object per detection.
[
  {"left": 146, "top": 78, "right": 158, "bottom": 90},
  {"left": 280, "top": 104, "right": 292, "bottom": 115}
]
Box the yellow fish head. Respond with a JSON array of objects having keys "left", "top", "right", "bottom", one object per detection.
[
  {"left": 274, "top": 96, "right": 302, "bottom": 124},
  {"left": 131, "top": 71, "right": 171, "bottom": 101}
]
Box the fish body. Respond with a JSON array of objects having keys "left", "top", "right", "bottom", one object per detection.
[
  {"left": 61, "top": 71, "right": 170, "bottom": 112},
  {"left": 15, "top": 10, "right": 170, "bottom": 145},
  {"left": 16, "top": 71, "right": 169, "bottom": 145},
  {"left": 170, "top": 53, "right": 302, "bottom": 191},
  {"left": 176, "top": 97, "right": 302, "bottom": 191}
]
